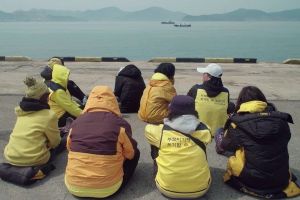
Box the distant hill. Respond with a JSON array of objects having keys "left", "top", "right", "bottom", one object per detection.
[
  {"left": 11, "top": 10, "right": 80, "bottom": 21},
  {"left": 183, "top": 8, "right": 300, "bottom": 21},
  {"left": 1, "top": 7, "right": 299, "bottom": 22},
  {"left": 124, "top": 7, "right": 185, "bottom": 21},
  {"left": 0, "top": 7, "right": 185, "bottom": 22},
  {"left": 0, "top": 11, "right": 14, "bottom": 21}
]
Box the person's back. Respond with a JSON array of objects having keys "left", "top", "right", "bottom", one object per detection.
[
  {"left": 145, "top": 95, "right": 212, "bottom": 199},
  {"left": 188, "top": 63, "right": 229, "bottom": 136},
  {"left": 114, "top": 64, "right": 145, "bottom": 113},
  {"left": 48, "top": 64, "right": 82, "bottom": 126},
  {"left": 226, "top": 102, "right": 290, "bottom": 188},
  {"left": 138, "top": 63, "right": 176, "bottom": 124},
  {"left": 221, "top": 86, "right": 300, "bottom": 199},
  {"left": 65, "top": 86, "right": 139, "bottom": 198},
  {"left": 41, "top": 57, "right": 87, "bottom": 105},
  {"left": 5, "top": 107, "right": 60, "bottom": 166},
  {"left": 4, "top": 77, "right": 60, "bottom": 167}
]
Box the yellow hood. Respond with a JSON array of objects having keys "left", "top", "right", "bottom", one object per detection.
[
  {"left": 151, "top": 73, "right": 169, "bottom": 81},
  {"left": 48, "top": 58, "right": 63, "bottom": 69},
  {"left": 150, "top": 73, "right": 171, "bottom": 87},
  {"left": 51, "top": 64, "right": 70, "bottom": 89},
  {"left": 237, "top": 100, "right": 267, "bottom": 113},
  {"left": 83, "top": 86, "right": 121, "bottom": 116}
]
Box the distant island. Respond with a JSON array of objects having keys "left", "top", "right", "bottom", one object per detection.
[
  {"left": 0, "top": 7, "right": 299, "bottom": 22},
  {"left": 183, "top": 8, "right": 300, "bottom": 21}
]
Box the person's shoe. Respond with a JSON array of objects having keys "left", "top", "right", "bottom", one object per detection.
[
  {"left": 82, "top": 96, "right": 88, "bottom": 106},
  {"left": 215, "top": 128, "right": 225, "bottom": 154},
  {"left": 59, "top": 117, "right": 74, "bottom": 137}
]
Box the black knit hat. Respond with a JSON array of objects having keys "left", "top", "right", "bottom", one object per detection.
[
  {"left": 169, "top": 95, "right": 198, "bottom": 117},
  {"left": 154, "top": 63, "right": 175, "bottom": 79}
]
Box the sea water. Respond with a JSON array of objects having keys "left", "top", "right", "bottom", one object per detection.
[{"left": 0, "top": 21, "right": 299, "bottom": 62}]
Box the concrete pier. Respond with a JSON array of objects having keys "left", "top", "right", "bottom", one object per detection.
[{"left": 0, "top": 61, "right": 300, "bottom": 200}]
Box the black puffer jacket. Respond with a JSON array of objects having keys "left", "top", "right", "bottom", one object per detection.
[
  {"left": 114, "top": 65, "right": 146, "bottom": 113},
  {"left": 223, "top": 102, "right": 293, "bottom": 193}
]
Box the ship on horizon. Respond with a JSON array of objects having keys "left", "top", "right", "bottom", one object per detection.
[
  {"left": 174, "top": 23, "right": 191, "bottom": 27},
  {"left": 161, "top": 20, "right": 175, "bottom": 24}
]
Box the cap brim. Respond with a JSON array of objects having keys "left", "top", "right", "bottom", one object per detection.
[{"left": 196, "top": 67, "right": 208, "bottom": 73}]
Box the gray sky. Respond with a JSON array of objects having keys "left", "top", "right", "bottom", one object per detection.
[{"left": 1, "top": 0, "right": 300, "bottom": 15}]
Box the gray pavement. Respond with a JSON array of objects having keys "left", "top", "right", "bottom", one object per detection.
[{"left": 0, "top": 61, "right": 300, "bottom": 200}]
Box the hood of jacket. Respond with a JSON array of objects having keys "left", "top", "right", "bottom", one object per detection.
[
  {"left": 164, "top": 115, "right": 200, "bottom": 134},
  {"left": 234, "top": 100, "right": 291, "bottom": 141},
  {"left": 83, "top": 86, "right": 121, "bottom": 116},
  {"left": 237, "top": 101, "right": 267, "bottom": 114},
  {"left": 149, "top": 73, "right": 171, "bottom": 87},
  {"left": 203, "top": 77, "right": 224, "bottom": 97},
  {"left": 51, "top": 64, "right": 70, "bottom": 89},
  {"left": 118, "top": 65, "right": 142, "bottom": 79}
]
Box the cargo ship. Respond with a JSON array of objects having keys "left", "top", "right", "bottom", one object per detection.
[
  {"left": 174, "top": 23, "right": 191, "bottom": 27},
  {"left": 161, "top": 20, "right": 175, "bottom": 24}
]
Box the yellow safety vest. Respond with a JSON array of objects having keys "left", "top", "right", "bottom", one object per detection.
[{"left": 195, "top": 89, "right": 228, "bottom": 136}]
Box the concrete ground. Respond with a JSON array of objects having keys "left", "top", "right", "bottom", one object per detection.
[{"left": 0, "top": 61, "right": 300, "bottom": 200}]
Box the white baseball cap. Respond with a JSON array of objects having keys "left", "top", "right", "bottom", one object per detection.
[{"left": 197, "top": 63, "right": 223, "bottom": 78}]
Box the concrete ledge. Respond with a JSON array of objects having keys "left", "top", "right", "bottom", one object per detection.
[
  {"left": 56, "top": 57, "right": 130, "bottom": 62},
  {"left": 149, "top": 57, "right": 204, "bottom": 63},
  {"left": 101, "top": 57, "right": 130, "bottom": 62},
  {"left": 176, "top": 58, "right": 205, "bottom": 63},
  {"left": 74, "top": 57, "right": 102, "bottom": 62},
  {"left": 204, "top": 58, "right": 234, "bottom": 63},
  {"left": 233, "top": 58, "right": 257, "bottom": 63},
  {"left": 148, "top": 57, "right": 177, "bottom": 63},
  {"left": 149, "top": 57, "right": 257, "bottom": 63},
  {"left": 0, "top": 56, "right": 32, "bottom": 61},
  {"left": 283, "top": 59, "right": 300, "bottom": 65},
  {"left": 0, "top": 56, "right": 257, "bottom": 63}
]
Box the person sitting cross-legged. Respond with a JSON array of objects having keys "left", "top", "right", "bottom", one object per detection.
[
  {"left": 0, "top": 77, "right": 65, "bottom": 186},
  {"left": 221, "top": 86, "right": 300, "bottom": 199},
  {"left": 65, "top": 86, "right": 140, "bottom": 198},
  {"left": 47, "top": 62, "right": 83, "bottom": 127},
  {"left": 41, "top": 57, "right": 88, "bottom": 106},
  {"left": 144, "top": 95, "right": 212, "bottom": 199},
  {"left": 188, "top": 63, "right": 230, "bottom": 136},
  {"left": 138, "top": 63, "right": 177, "bottom": 124},
  {"left": 114, "top": 64, "right": 146, "bottom": 113}
]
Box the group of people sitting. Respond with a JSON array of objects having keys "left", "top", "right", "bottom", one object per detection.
[{"left": 0, "top": 57, "right": 299, "bottom": 199}]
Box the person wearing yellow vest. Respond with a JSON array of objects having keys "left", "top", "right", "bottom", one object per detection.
[
  {"left": 138, "top": 63, "right": 177, "bottom": 124},
  {"left": 48, "top": 63, "right": 82, "bottom": 127},
  {"left": 145, "top": 95, "right": 212, "bottom": 199},
  {"left": 188, "top": 63, "right": 229, "bottom": 136}
]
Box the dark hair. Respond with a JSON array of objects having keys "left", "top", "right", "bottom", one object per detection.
[
  {"left": 154, "top": 63, "right": 175, "bottom": 80},
  {"left": 235, "top": 86, "right": 267, "bottom": 112},
  {"left": 207, "top": 76, "right": 223, "bottom": 87},
  {"left": 125, "top": 64, "right": 137, "bottom": 68}
]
